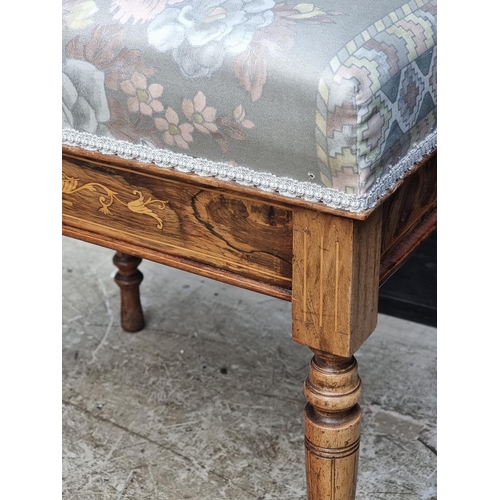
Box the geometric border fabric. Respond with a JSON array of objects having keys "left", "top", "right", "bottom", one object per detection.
[{"left": 315, "top": 0, "right": 437, "bottom": 195}]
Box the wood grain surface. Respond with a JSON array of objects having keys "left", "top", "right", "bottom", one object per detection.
[
  {"left": 113, "top": 252, "right": 145, "bottom": 332},
  {"left": 291, "top": 208, "right": 382, "bottom": 358},
  {"left": 304, "top": 351, "right": 362, "bottom": 500},
  {"left": 380, "top": 151, "right": 437, "bottom": 266},
  {"left": 63, "top": 154, "right": 293, "bottom": 292}
]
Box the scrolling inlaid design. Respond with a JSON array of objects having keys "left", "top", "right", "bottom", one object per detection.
[{"left": 62, "top": 173, "right": 168, "bottom": 229}]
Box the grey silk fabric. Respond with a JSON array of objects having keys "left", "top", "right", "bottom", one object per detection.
[{"left": 62, "top": 0, "right": 437, "bottom": 212}]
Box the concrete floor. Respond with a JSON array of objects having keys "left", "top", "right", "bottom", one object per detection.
[{"left": 62, "top": 236, "right": 437, "bottom": 500}]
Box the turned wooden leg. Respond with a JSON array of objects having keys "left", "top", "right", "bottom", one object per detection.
[
  {"left": 291, "top": 209, "right": 382, "bottom": 498},
  {"left": 303, "top": 350, "right": 362, "bottom": 500},
  {"left": 113, "top": 251, "right": 145, "bottom": 332}
]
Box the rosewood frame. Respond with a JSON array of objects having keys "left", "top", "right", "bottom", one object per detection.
[{"left": 62, "top": 145, "right": 436, "bottom": 499}]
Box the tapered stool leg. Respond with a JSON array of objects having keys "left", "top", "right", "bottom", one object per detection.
[
  {"left": 303, "top": 350, "right": 362, "bottom": 500},
  {"left": 113, "top": 251, "right": 145, "bottom": 332}
]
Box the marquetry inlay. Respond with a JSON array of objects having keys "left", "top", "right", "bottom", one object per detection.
[
  {"left": 62, "top": 154, "right": 294, "bottom": 290},
  {"left": 62, "top": 173, "right": 168, "bottom": 229}
]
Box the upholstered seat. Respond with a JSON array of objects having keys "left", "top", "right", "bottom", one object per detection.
[{"left": 62, "top": 0, "right": 436, "bottom": 213}]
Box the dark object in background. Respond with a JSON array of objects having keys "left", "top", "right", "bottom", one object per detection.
[{"left": 379, "top": 231, "right": 437, "bottom": 327}]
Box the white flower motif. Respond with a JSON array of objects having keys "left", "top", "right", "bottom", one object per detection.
[
  {"left": 62, "top": 59, "right": 110, "bottom": 134},
  {"left": 110, "top": 0, "right": 184, "bottom": 25},
  {"left": 147, "top": 0, "right": 276, "bottom": 79}
]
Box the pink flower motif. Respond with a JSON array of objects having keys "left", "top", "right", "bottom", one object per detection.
[
  {"left": 110, "top": 0, "right": 183, "bottom": 25},
  {"left": 120, "top": 72, "right": 164, "bottom": 116},
  {"left": 182, "top": 92, "right": 218, "bottom": 134},
  {"left": 233, "top": 105, "right": 255, "bottom": 129},
  {"left": 155, "top": 107, "right": 194, "bottom": 149}
]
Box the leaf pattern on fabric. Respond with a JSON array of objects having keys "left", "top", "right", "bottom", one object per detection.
[
  {"left": 84, "top": 24, "right": 126, "bottom": 68},
  {"left": 234, "top": 43, "right": 268, "bottom": 102},
  {"left": 210, "top": 105, "right": 254, "bottom": 155},
  {"left": 233, "top": 2, "right": 342, "bottom": 101},
  {"left": 107, "top": 96, "right": 162, "bottom": 146}
]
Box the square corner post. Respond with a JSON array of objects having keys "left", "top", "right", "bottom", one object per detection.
[{"left": 291, "top": 206, "right": 383, "bottom": 500}]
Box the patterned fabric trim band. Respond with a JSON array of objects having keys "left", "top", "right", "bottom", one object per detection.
[{"left": 62, "top": 128, "right": 436, "bottom": 213}]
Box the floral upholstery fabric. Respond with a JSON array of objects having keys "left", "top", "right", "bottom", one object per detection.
[{"left": 62, "top": 0, "right": 437, "bottom": 212}]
